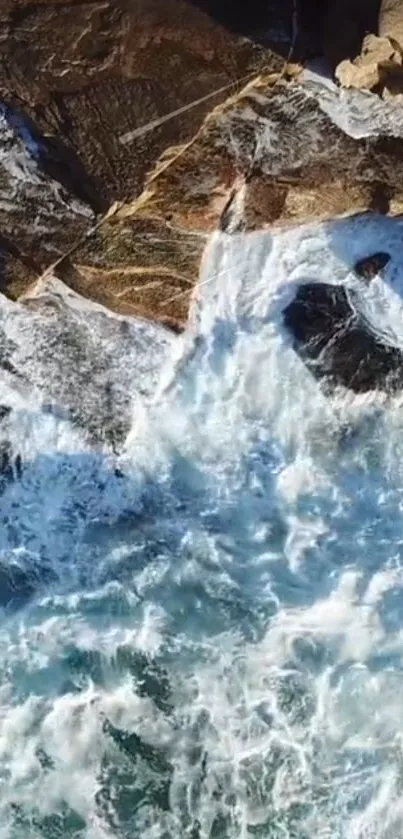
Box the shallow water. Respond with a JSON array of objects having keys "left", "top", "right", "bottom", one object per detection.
[{"left": 2, "top": 217, "right": 403, "bottom": 838}]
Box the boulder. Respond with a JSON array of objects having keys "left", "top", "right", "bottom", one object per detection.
[
  {"left": 335, "top": 34, "right": 402, "bottom": 92},
  {"left": 354, "top": 252, "right": 391, "bottom": 280},
  {"left": 283, "top": 282, "right": 403, "bottom": 393},
  {"left": 336, "top": 57, "right": 384, "bottom": 91}
]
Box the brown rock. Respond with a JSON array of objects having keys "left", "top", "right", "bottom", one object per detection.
[
  {"left": 335, "top": 34, "right": 401, "bottom": 92},
  {"left": 4, "top": 1, "right": 403, "bottom": 338},
  {"left": 0, "top": 0, "right": 280, "bottom": 210},
  {"left": 48, "top": 75, "right": 403, "bottom": 329},
  {"left": 336, "top": 57, "right": 383, "bottom": 91},
  {"left": 361, "top": 32, "right": 400, "bottom": 62}
]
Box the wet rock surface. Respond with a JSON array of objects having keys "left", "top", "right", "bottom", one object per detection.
[
  {"left": 0, "top": 104, "right": 94, "bottom": 298},
  {"left": 0, "top": 0, "right": 276, "bottom": 208},
  {"left": 1, "top": 0, "right": 403, "bottom": 397},
  {"left": 0, "top": 275, "right": 173, "bottom": 447},
  {"left": 283, "top": 282, "right": 403, "bottom": 393},
  {"left": 65, "top": 75, "right": 403, "bottom": 328},
  {"left": 354, "top": 251, "right": 391, "bottom": 280}
]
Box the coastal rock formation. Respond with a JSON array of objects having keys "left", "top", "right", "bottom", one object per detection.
[
  {"left": 0, "top": 0, "right": 278, "bottom": 208},
  {"left": 2, "top": 1, "right": 403, "bottom": 394},
  {"left": 333, "top": 1, "right": 403, "bottom": 98},
  {"left": 64, "top": 74, "right": 403, "bottom": 328},
  {"left": 335, "top": 34, "right": 401, "bottom": 92},
  {"left": 0, "top": 0, "right": 284, "bottom": 304},
  {"left": 0, "top": 273, "right": 173, "bottom": 446}
]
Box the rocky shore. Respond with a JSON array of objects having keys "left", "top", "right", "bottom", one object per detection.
[{"left": 1, "top": 0, "right": 403, "bottom": 387}]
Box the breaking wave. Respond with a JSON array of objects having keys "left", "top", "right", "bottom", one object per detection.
[{"left": 2, "top": 215, "right": 403, "bottom": 838}]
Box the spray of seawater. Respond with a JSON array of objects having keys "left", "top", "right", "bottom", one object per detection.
[{"left": 1, "top": 216, "right": 403, "bottom": 838}]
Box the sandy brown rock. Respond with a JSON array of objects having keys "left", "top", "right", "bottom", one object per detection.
[
  {"left": 336, "top": 58, "right": 384, "bottom": 92},
  {"left": 0, "top": 0, "right": 280, "bottom": 211},
  {"left": 336, "top": 33, "right": 403, "bottom": 93}
]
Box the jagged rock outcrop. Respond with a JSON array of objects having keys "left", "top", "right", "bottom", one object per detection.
[
  {"left": 0, "top": 0, "right": 285, "bottom": 301},
  {"left": 336, "top": 34, "right": 400, "bottom": 91},
  {"left": 53, "top": 74, "right": 403, "bottom": 328},
  {"left": 0, "top": 273, "right": 173, "bottom": 446},
  {"left": 0, "top": 0, "right": 279, "bottom": 209},
  {"left": 333, "top": 1, "right": 403, "bottom": 98},
  {"left": 335, "top": 33, "right": 403, "bottom": 98}
]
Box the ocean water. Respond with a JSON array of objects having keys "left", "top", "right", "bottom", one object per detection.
[{"left": 2, "top": 215, "right": 403, "bottom": 838}]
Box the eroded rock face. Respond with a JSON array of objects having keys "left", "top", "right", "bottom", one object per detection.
[
  {"left": 283, "top": 282, "right": 403, "bottom": 393},
  {"left": 335, "top": 33, "right": 403, "bottom": 97},
  {"left": 60, "top": 75, "right": 403, "bottom": 328},
  {"left": 336, "top": 34, "right": 400, "bottom": 91},
  {"left": 0, "top": 0, "right": 279, "bottom": 208},
  {"left": 0, "top": 274, "right": 173, "bottom": 446},
  {"left": 0, "top": 0, "right": 286, "bottom": 306}
]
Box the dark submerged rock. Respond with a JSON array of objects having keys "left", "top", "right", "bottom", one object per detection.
[
  {"left": 0, "top": 443, "right": 23, "bottom": 487},
  {"left": 283, "top": 282, "right": 403, "bottom": 393},
  {"left": 0, "top": 443, "right": 14, "bottom": 485},
  {"left": 0, "top": 405, "right": 11, "bottom": 422},
  {"left": 354, "top": 252, "right": 391, "bottom": 281}
]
